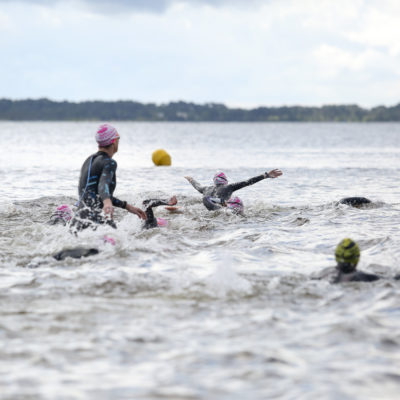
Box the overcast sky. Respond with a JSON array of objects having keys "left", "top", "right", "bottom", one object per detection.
[{"left": 0, "top": 0, "right": 399, "bottom": 108}]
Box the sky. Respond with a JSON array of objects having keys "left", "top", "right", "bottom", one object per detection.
[{"left": 0, "top": 0, "right": 399, "bottom": 108}]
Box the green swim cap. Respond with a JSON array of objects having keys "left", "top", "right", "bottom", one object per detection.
[{"left": 335, "top": 238, "right": 360, "bottom": 271}]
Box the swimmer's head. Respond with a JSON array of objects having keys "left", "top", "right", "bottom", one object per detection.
[
  {"left": 213, "top": 172, "right": 228, "bottom": 186},
  {"left": 226, "top": 196, "right": 244, "bottom": 214},
  {"left": 49, "top": 204, "right": 72, "bottom": 226},
  {"left": 55, "top": 204, "right": 73, "bottom": 222},
  {"left": 103, "top": 235, "right": 116, "bottom": 246},
  {"left": 157, "top": 217, "right": 168, "bottom": 227},
  {"left": 95, "top": 123, "right": 120, "bottom": 147},
  {"left": 335, "top": 238, "right": 360, "bottom": 273}
]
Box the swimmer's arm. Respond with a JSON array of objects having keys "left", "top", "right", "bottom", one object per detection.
[
  {"left": 229, "top": 174, "right": 266, "bottom": 192},
  {"left": 126, "top": 204, "right": 147, "bottom": 220},
  {"left": 144, "top": 196, "right": 177, "bottom": 209},
  {"left": 112, "top": 197, "right": 146, "bottom": 220},
  {"left": 98, "top": 160, "right": 116, "bottom": 202},
  {"left": 99, "top": 161, "right": 146, "bottom": 219},
  {"left": 184, "top": 176, "right": 205, "bottom": 194},
  {"left": 143, "top": 199, "right": 170, "bottom": 209},
  {"left": 229, "top": 169, "right": 283, "bottom": 192},
  {"left": 98, "top": 161, "right": 118, "bottom": 218},
  {"left": 111, "top": 196, "right": 127, "bottom": 208}
]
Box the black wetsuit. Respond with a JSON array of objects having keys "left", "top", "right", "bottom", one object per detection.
[
  {"left": 71, "top": 151, "right": 127, "bottom": 231},
  {"left": 53, "top": 247, "right": 99, "bottom": 261},
  {"left": 188, "top": 173, "right": 269, "bottom": 210},
  {"left": 338, "top": 197, "right": 372, "bottom": 207},
  {"left": 314, "top": 266, "right": 381, "bottom": 283},
  {"left": 142, "top": 199, "right": 170, "bottom": 229}
]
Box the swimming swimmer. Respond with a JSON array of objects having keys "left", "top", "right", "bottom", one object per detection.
[
  {"left": 70, "top": 123, "right": 146, "bottom": 232},
  {"left": 226, "top": 196, "right": 244, "bottom": 215},
  {"left": 53, "top": 247, "right": 99, "bottom": 261},
  {"left": 48, "top": 204, "right": 73, "bottom": 226},
  {"left": 52, "top": 196, "right": 176, "bottom": 261},
  {"left": 338, "top": 197, "right": 372, "bottom": 207},
  {"left": 314, "top": 238, "right": 381, "bottom": 283},
  {"left": 142, "top": 195, "right": 177, "bottom": 229},
  {"left": 185, "top": 169, "right": 282, "bottom": 211}
]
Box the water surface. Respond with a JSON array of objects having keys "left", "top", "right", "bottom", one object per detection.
[{"left": 1, "top": 122, "right": 400, "bottom": 399}]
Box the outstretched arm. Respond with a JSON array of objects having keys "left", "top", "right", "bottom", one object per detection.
[
  {"left": 143, "top": 195, "right": 177, "bottom": 211},
  {"left": 229, "top": 169, "right": 283, "bottom": 192},
  {"left": 184, "top": 176, "right": 205, "bottom": 194}
]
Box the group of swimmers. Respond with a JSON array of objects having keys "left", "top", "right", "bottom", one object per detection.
[
  {"left": 51, "top": 122, "right": 284, "bottom": 229},
  {"left": 49, "top": 123, "right": 397, "bottom": 284}
]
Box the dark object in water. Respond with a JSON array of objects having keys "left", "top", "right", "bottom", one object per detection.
[
  {"left": 53, "top": 247, "right": 99, "bottom": 261},
  {"left": 339, "top": 197, "right": 372, "bottom": 207}
]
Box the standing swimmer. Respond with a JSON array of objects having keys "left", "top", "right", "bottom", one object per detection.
[
  {"left": 70, "top": 123, "right": 146, "bottom": 232},
  {"left": 184, "top": 169, "right": 282, "bottom": 211}
]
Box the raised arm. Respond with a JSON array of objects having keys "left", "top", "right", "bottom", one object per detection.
[
  {"left": 184, "top": 176, "right": 206, "bottom": 194},
  {"left": 229, "top": 169, "right": 283, "bottom": 192}
]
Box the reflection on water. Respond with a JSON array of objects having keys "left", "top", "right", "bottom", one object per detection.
[{"left": 1, "top": 122, "right": 400, "bottom": 399}]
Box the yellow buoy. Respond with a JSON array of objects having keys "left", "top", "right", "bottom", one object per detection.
[{"left": 152, "top": 149, "right": 171, "bottom": 166}]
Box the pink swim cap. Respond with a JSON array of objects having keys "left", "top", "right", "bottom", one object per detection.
[
  {"left": 226, "top": 196, "right": 244, "bottom": 213},
  {"left": 157, "top": 217, "right": 168, "bottom": 227},
  {"left": 55, "top": 204, "right": 73, "bottom": 222},
  {"left": 103, "top": 235, "right": 116, "bottom": 246},
  {"left": 213, "top": 172, "right": 228, "bottom": 185},
  {"left": 95, "top": 123, "right": 120, "bottom": 147}
]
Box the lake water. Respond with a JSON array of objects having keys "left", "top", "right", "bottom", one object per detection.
[{"left": 1, "top": 122, "right": 400, "bottom": 399}]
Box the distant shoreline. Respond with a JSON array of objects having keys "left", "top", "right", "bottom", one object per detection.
[{"left": 1, "top": 98, "right": 399, "bottom": 122}]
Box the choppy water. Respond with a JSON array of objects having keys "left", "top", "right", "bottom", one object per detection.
[{"left": 1, "top": 122, "right": 400, "bottom": 400}]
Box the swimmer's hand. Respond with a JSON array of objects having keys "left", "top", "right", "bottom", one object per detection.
[
  {"left": 184, "top": 176, "right": 193, "bottom": 182},
  {"left": 168, "top": 195, "right": 178, "bottom": 206},
  {"left": 266, "top": 169, "right": 283, "bottom": 179},
  {"left": 103, "top": 198, "right": 114, "bottom": 219},
  {"left": 126, "top": 204, "right": 147, "bottom": 220}
]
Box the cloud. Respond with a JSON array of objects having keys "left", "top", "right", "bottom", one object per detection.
[
  {"left": 313, "top": 45, "right": 382, "bottom": 77},
  {"left": 1, "top": 0, "right": 400, "bottom": 107},
  {"left": 0, "top": 0, "right": 267, "bottom": 14}
]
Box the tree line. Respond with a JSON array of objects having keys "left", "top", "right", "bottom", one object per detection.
[{"left": 0, "top": 98, "right": 399, "bottom": 121}]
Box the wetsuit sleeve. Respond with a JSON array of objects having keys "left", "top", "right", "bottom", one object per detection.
[
  {"left": 111, "top": 197, "right": 127, "bottom": 209},
  {"left": 228, "top": 174, "right": 267, "bottom": 192},
  {"left": 143, "top": 199, "right": 170, "bottom": 208},
  {"left": 188, "top": 178, "right": 206, "bottom": 194},
  {"left": 98, "top": 159, "right": 126, "bottom": 208},
  {"left": 98, "top": 159, "right": 116, "bottom": 201}
]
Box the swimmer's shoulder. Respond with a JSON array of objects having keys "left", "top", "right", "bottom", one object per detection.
[{"left": 350, "top": 270, "right": 381, "bottom": 282}]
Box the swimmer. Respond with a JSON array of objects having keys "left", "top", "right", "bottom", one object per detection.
[
  {"left": 48, "top": 204, "right": 73, "bottom": 226},
  {"left": 185, "top": 169, "right": 282, "bottom": 211},
  {"left": 226, "top": 196, "right": 244, "bottom": 215},
  {"left": 53, "top": 247, "right": 99, "bottom": 261},
  {"left": 52, "top": 197, "right": 177, "bottom": 261},
  {"left": 142, "top": 195, "right": 177, "bottom": 229},
  {"left": 314, "top": 238, "right": 381, "bottom": 283},
  {"left": 338, "top": 197, "right": 372, "bottom": 207},
  {"left": 70, "top": 123, "right": 146, "bottom": 232}
]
